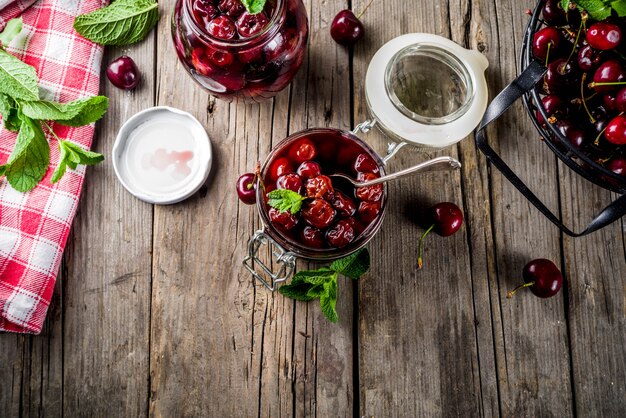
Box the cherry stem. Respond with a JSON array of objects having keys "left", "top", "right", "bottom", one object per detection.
[
  {"left": 357, "top": 0, "right": 375, "bottom": 19},
  {"left": 417, "top": 223, "right": 434, "bottom": 270},
  {"left": 565, "top": 21, "right": 583, "bottom": 67},
  {"left": 506, "top": 281, "right": 535, "bottom": 298},
  {"left": 544, "top": 42, "right": 552, "bottom": 68},
  {"left": 581, "top": 73, "right": 595, "bottom": 123},
  {"left": 589, "top": 81, "right": 626, "bottom": 88}
]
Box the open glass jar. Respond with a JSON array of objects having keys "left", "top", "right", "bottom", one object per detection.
[
  {"left": 244, "top": 34, "right": 489, "bottom": 290},
  {"left": 171, "top": 0, "right": 308, "bottom": 102}
]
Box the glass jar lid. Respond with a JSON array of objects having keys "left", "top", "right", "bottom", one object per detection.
[{"left": 366, "top": 33, "right": 489, "bottom": 149}]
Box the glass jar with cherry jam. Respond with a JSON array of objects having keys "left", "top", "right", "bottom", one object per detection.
[
  {"left": 257, "top": 129, "right": 387, "bottom": 260},
  {"left": 172, "top": 0, "right": 308, "bottom": 102}
]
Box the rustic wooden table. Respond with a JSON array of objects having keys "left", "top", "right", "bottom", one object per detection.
[{"left": 1, "top": 0, "right": 625, "bottom": 416}]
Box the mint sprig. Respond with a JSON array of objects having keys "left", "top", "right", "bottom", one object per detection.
[
  {"left": 241, "top": 0, "right": 268, "bottom": 15},
  {"left": 267, "top": 189, "right": 306, "bottom": 214},
  {"left": 561, "top": 0, "right": 626, "bottom": 20},
  {"left": 278, "top": 249, "right": 371, "bottom": 323},
  {"left": 0, "top": 19, "right": 108, "bottom": 192},
  {"left": 73, "top": 0, "right": 159, "bottom": 46}
]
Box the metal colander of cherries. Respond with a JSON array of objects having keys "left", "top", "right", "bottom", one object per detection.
[{"left": 529, "top": 0, "right": 626, "bottom": 188}]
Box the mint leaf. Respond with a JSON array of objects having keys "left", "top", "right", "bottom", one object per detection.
[
  {"left": 0, "top": 165, "right": 6, "bottom": 176},
  {"left": 0, "top": 49, "right": 39, "bottom": 101},
  {"left": 73, "top": 0, "right": 160, "bottom": 46},
  {"left": 5, "top": 116, "right": 50, "bottom": 192},
  {"left": 267, "top": 189, "right": 306, "bottom": 214},
  {"left": 0, "top": 93, "right": 20, "bottom": 131},
  {"left": 241, "top": 0, "right": 267, "bottom": 14},
  {"left": 567, "top": 0, "right": 612, "bottom": 20},
  {"left": 330, "top": 248, "right": 370, "bottom": 279},
  {"left": 561, "top": 0, "right": 571, "bottom": 11},
  {"left": 612, "top": 0, "right": 626, "bottom": 16},
  {"left": 21, "top": 96, "right": 109, "bottom": 127},
  {"left": 291, "top": 267, "right": 336, "bottom": 285},
  {"left": 50, "top": 140, "right": 103, "bottom": 184},
  {"left": 278, "top": 281, "right": 318, "bottom": 301},
  {"left": 0, "top": 18, "right": 23, "bottom": 47},
  {"left": 319, "top": 279, "right": 338, "bottom": 323}
]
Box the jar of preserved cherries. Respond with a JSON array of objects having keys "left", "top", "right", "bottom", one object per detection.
[{"left": 171, "top": 0, "right": 308, "bottom": 102}]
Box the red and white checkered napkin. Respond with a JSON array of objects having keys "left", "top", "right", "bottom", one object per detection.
[{"left": 0, "top": 0, "right": 104, "bottom": 334}]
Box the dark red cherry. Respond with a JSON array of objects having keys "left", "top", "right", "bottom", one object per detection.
[
  {"left": 268, "top": 157, "right": 293, "bottom": 182},
  {"left": 326, "top": 220, "right": 355, "bottom": 248},
  {"left": 592, "top": 59, "right": 625, "bottom": 93},
  {"left": 533, "top": 26, "right": 561, "bottom": 61},
  {"left": 236, "top": 12, "right": 269, "bottom": 38},
  {"left": 207, "top": 15, "right": 237, "bottom": 40},
  {"left": 329, "top": 190, "right": 357, "bottom": 218},
  {"left": 276, "top": 173, "right": 303, "bottom": 193},
  {"left": 305, "top": 175, "right": 334, "bottom": 199},
  {"left": 507, "top": 259, "right": 563, "bottom": 298},
  {"left": 537, "top": 94, "right": 565, "bottom": 125},
  {"left": 205, "top": 46, "right": 235, "bottom": 67},
  {"left": 605, "top": 115, "right": 626, "bottom": 144},
  {"left": 106, "top": 55, "right": 140, "bottom": 90},
  {"left": 615, "top": 87, "right": 626, "bottom": 112},
  {"left": 218, "top": 0, "right": 245, "bottom": 17},
  {"left": 607, "top": 156, "right": 626, "bottom": 176},
  {"left": 300, "top": 226, "right": 325, "bottom": 248},
  {"left": 541, "top": 0, "right": 567, "bottom": 26},
  {"left": 190, "top": 48, "right": 214, "bottom": 76},
  {"left": 544, "top": 58, "right": 578, "bottom": 94},
  {"left": 353, "top": 153, "right": 379, "bottom": 173},
  {"left": 330, "top": 9, "right": 364, "bottom": 46},
  {"left": 603, "top": 92, "right": 618, "bottom": 111},
  {"left": 289, "top": 138, "right": 318, "bottom": 164},
  {"left": 355, "top": 172, "right": 383, "bottom": 202},
  {"left": 236, "top": 172, "right": 256, "bottom": 204},
  {"left": 430, "top": 202, "right": 463, "bottom": 236},
  {"left": 297, "top": 161, "right": 322, "bottom": 179},
  {"left": 302, "top": 198, "right": 336, "bottom": 229},
  {"left": 192, "top": 0, "right": 219, "bottom": 24},
  {"left": 344, "top": 216, "right": 365, "bottom": 235},
  {"left": 269, "top": 208, "right": 298, "bottom": 230},
  {"left": 577, "top": 44, "right": 605, "bottom": 72},
  {"left": 357, "top": 201, "right": 381, "bottom": 223},
  {"left": 586, "top": 22, "right": 622, "bottom": 51}
]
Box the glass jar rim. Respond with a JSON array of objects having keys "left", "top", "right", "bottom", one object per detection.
[
  {"left": 255, "top": 128, "right": 388, "bottom": 261},
  {"left": 182, "top": 0, "right": 285, "bottom": 47}
]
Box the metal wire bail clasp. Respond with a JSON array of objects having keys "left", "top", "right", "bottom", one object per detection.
[{"left": 243, "top": 230, "right": 296, "bottom": 291}]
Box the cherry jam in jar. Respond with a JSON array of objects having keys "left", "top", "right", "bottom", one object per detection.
[
  {"left": 172, "top": 0, "right": 308, "bottom": 102},
  {"left": 257, "top": 129, "right": 387, "bottom": 260}
]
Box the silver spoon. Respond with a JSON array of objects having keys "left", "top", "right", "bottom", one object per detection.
[{"left": 329, "top": 156, "right": 461, "bottom": 188}]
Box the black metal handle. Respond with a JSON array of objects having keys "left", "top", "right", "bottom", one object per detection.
[{"left": 475, "top": 60, "right": 626, "bottom": 237}]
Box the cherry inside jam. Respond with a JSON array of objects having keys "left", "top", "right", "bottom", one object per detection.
[{"left": 262, "top": 131, "right": 385, "bottom": 250}]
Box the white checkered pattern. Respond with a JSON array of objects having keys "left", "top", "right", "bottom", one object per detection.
[{"left": 0, "top": 0, "right": 105, "bottom": 334}]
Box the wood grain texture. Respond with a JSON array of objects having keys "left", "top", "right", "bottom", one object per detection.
[{"left": 1, "top": 0, "right": 626, "bottom": 416}]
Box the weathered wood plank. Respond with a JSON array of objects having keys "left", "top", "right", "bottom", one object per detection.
[
  {"left": 58, "top": 37, "right": 156, "bottom": 416},
  {"left": 559, "top": 168, "right": 626, "bottom": 417},
  {"left": 353, "top": 0, "right": 484, "bottom": 416}
]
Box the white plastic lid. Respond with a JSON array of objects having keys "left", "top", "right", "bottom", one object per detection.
[
  {"left": 365, "top": 33, "right": 489, "bottom": 149},
  {"left": 112, "top": 106, "right": 212, "bottom": 204}
]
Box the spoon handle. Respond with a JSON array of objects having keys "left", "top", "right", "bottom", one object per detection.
[{"left": 355, "top": 156, "right": 461, "bottom": 187}]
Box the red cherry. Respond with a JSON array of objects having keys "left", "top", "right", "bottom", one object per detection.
[
  {"left": 218, "top": 0, "right": 245, "bottom": 17},
  {"left": 190, "top": 48, "right": 214, "bottom": 76},
  {"left": 326, "top": 220, "right": 355, "bottom": 248},
  {"left": 329, "top": 190, "right": 357, "bottom": 218},
  {"left": 276, "top": 173, "right": 303, "bottom": 193},
  {"left": 192, "top": 0, "right": 219, "bottom": 24},
  {"left": 305, "top": 175, "right": 334, "bottom": 199},
  {"left": 605, "top": 115, "right": 626, "bottom": 145},
  {"left": 607, "top": 156, "right": 626, "bottom": 176},
  {"left": 417, "top": 202, "right": 464, "bottom": 269},
  {"left": 355, "top": 172, "right": 383, "bottom": 202},
  {"left": 330, "top": 10, "right": 364, "bottom": 46},
  {"left": 236, "top": 173, "right": 256, "bottom": 204},
  {"left": 344, "top": 216, "right": 365, "bottom": 235},
  {"left": 205, "top": 46, "right": 235, "bottom": 67},
  {"left": 586, "top": 22, "right": 622, "bottom": 51},
  {"left": 592, "top": 59, "right": 625, "bottom": 93},
  {"left": 106, "top": 55, "right": 140, "bottom": 90},
  {"left": 615, "top": 87, "right": 626, "bottom": 112},
  {"left": 300, "top": 226, "right": 325, "bottom": 248},
  {"left": 207, "top": 15, "right": 237, "bottom": 40},
  {"left": 577, "top": 44, "right": 606, "bottom": 72},
  {"left": 302, "top": 198, "right": 336, "bottom": 229},
  {"left": 532, "top": 26, "right": 561, "bottom": 61},
  {"left": 269, "top": 208, "right": 298, "bottom": 230},
  {"left": 268, "top": 157, "right": 293, "bottom": 182},
  {"left": 289, "top": 138, "right": 318, "bottom": 164},
  {"left": 297, "top": 161, "right": 322, "bottom": 179},
  {"left": 357, "top": 201, "right": 381, "bottom": 223},
  {"left": 353, "top": 153, "right": 379, "bottom": 173},
  {"left": 236, "top": 12, "right": 269, "bottom": 38},
  {"left": 536, "top": 94, "right": 565, "bottom": 126},
  {"left": 507, "top": 259, "right": 563, "bottom": 298}
]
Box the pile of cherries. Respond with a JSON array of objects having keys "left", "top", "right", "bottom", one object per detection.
[
  {"left": 237, "top": 131, "right": 385, "bottom": 250},
  {"left": 532, "top": 0, "right": 626, "bottom": 183}
]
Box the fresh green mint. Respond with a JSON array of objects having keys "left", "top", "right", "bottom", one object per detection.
[
  {"left": 278, "top": 248, "right": 371, "bottom": 323},
  {"left": 267, "top": 189, "right": 307, "bottom": 214},
  {"left": 0, "top": 17, "right": 22, "bottom": 47},
  {"left": 561, "top": 0, "right": 626, "bottom": 20},
  {"left": 0, "top": 22, "right": 108, "bottom": 192},
  {"left": 73, "top": 0, "right": 159, "bottom": 46},
  {"left": 241, "top": 0, "right": 268, "bottom": 15}
]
